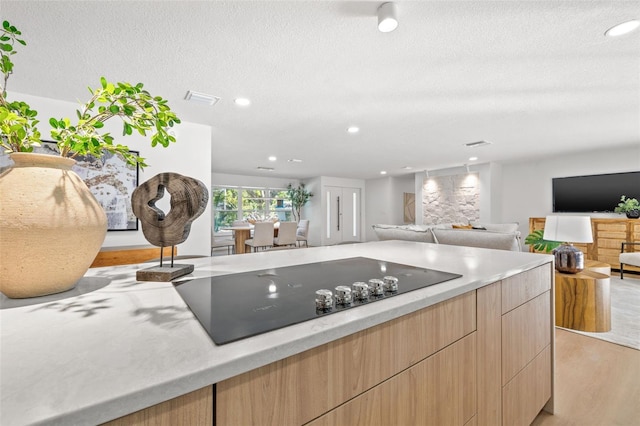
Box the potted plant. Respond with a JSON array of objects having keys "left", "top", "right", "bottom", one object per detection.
[
  {"left": 614, "top": 195, "right": 640, "bottom": 219},
  {"left": 524, "top": 229, "right": 561, "bottom": 253},
  {"left": 0, "top": 20, "right": 181, "bottom": 298},
  {"left": 287, "top": 183, "right": 313, "bottom": 222}
]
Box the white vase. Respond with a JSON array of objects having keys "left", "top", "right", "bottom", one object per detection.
[{"left": 0, "top": 153, "right": 107, "bottom": 298}]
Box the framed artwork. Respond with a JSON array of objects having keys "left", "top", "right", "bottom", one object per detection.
[
  {"left": 0, "top": 141, "right": 139, "bottom": 231},
  {"left": 403, "top": 192, "right": 415, "bottom": 224}
]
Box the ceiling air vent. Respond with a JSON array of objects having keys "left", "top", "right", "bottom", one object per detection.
[
  {"left": 184, "top": 90, "right": 220, "bottom": 106},
  {"left": 257, "top": 167, "right": 274, "bottom": 172},
  {"left": 465, "top": 140, "right": 492, "bottom": 148}
]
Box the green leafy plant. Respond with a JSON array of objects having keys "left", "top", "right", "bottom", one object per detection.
[
  {"left": 613, "top": 195, "right": 640, "bottom": 213},
  {"left": 0, "top": 20, "right": 179, "bottom": 168},
  {"left": 524, "top": 229, "right": 561, "bottom": 253},
  {"left": 287, "top": 183, "right": 313, "bottom": 222},
  {"left": 0, "top": 20, "right": 41, "bottom": 152}
]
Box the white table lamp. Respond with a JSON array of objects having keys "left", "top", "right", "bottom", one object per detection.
[{"left": 543, "top": 216, "right": 593, "bottom": 273}]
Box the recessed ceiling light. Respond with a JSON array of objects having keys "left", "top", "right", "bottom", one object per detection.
[
  {"left": 347, "top": 126, "right": 360, "bottom": 134},
  {"left": 402, "top": 166, "right": 412, "bottom": 170},
  {"left": 257, "top": 166, "right": 274, "bottom": 171},
  {"left": 468, "top": 157, "right": 478, "bottom": 161},
  {"left": 380, "top": 171, "right": 387, "bottom": 175},
  {"left": 605, "top": 20, "right": 640, "bottom": 37},
  {"left": 287, "top": 158, "right": 303, "bottom": 163},
  {"left": 268, "top": 156, "right": 277, "bottom": 161},
  {"left": 234, "top": 98, "right": 251, "bottom": 106},
  {"left": 184, "top": 90, "right": 220, "bottom": 106}
]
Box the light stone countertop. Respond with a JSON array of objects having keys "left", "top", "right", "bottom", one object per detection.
[{"left": 0, "top": 240, "right": 552, "bottom": 425}]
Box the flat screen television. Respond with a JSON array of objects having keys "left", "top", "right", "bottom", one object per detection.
[{"left": 552, "top": 171, "right": 640, "bottom": 213}]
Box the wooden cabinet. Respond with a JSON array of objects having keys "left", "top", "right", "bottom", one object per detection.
[
  {"left": 307, "top": 334, "right": 476, "bottom": 426},
  {"left": 215, "top": 264, "right": 554, "bottom": 426},
  {"left": 216, "top": 291, "right": 476, "bottom": 426},
  {"left": 529, "top": 217, "right": 640, "bottom": 271}
]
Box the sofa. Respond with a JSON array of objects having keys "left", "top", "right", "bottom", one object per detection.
[{"left": 372, "top": 222, "right": 522, "bottom": 251}]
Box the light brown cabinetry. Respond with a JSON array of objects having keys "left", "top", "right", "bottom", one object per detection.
[
  {"left": 529, "top": 217, "right": 640, "bottom": 271},
  {"left": 215, "top": 264, "right": 554, "bottom": 426}
]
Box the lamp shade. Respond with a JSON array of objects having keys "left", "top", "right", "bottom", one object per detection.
[{"left": 543, "top": 216, "right": 593, "bottom": 243}]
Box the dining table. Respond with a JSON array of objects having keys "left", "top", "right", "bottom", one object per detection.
[{"left": 223, "top": 224, "right": 279, "bottom": 254}]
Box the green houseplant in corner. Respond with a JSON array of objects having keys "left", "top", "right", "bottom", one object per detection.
[
  {"left": 287, "top": 183, "right": 313, "bottom": 222},
  {"left": 614, "top": 195, "right": 640, "bottom": 219},
  {"left": 0, "top": 20, "right": 181, "bottom": 298}
]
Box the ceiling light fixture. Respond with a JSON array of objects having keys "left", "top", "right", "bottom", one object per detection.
[
  {"left": 347, "top": 126, "right": 360, "bottom": 134},
  {"left": 234, "top": 98, "right": 251, "bottom": 106},
  {"left": 468, "top": 156, "right": 478, "bottom": 161},
  {"left": 287, "top": 158, "right": 303, "bottom": 163},
  {"left": 184, "top": 90, "right": 220, "bottom": 106},
  {"left": 402, "top": 166, "right": 412, "bottom": 170},
  {"left": 257, "top": 166, "right": 274, "bottom": 171},
  {"left": 380, "top": 171, "right": 387, "bottom": 175},
  {"left": 377, "top": 2, "right": 398, "bottom": 33},
  {"left": 268, "top": 156, "right": 277, "bottom": 161},
  {"left": 605, "top": 20, "right": 640, "bottom": 37}
]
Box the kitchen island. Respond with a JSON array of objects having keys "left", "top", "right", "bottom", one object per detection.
[{"left": 0, "top": 240, "right": 554, "bottom": 425}]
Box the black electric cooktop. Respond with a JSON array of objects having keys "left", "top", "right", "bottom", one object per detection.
[{"left": 174, "top": 257, "right": 461, "bottom": 345}]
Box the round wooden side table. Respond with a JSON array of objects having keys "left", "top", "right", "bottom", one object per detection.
[{"left": 555, "top": 260, "right": 611, "bottom": 332}]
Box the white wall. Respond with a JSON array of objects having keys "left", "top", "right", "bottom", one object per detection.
[
  {"left": 501, "top": 144, "right": 640, "bottom": 239},
  {"left": 364, "top": 175, "right": 414, "bottom": 241},
  {"left": 12, "top": 92, "right": 212, "bottom": 256},
  {"left": 211, "top": 173, "right": 300, "bottom": 189},
  {"left": 412, "top": 163, "right": 496, "bottom": 225}
]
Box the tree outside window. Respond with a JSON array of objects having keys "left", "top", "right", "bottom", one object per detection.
[{"left": 213, "top": 186, "right": 292, "bottom": 232}]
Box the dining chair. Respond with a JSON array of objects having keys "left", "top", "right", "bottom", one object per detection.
[
  {"left": 244, "top": 221, "right": 275, "bottom": 252},
  {"left": 273, "top": 221, "right": 298, "bottom": 247},
  {"left": 296, "top": 219, "right": 310, "bottom": 247},
  {"left": 211, "top": 229, "right": 235, "bottom": 256}
]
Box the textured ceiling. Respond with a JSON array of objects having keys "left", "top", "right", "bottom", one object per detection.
[{"left": 3, "top": 1, "right": 640, "bottom": 179}]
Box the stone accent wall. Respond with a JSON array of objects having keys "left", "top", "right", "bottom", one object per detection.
[{"left": 423, "top": 173, "right": 480, "bottom": 224}]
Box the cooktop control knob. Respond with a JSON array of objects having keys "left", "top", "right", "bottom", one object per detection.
[
  {"left": 315, "top": 289, "right": 333, "bottom": 310},
  {"left": 334, "top": 285, "right": 353, "bottom": 305},
  {"left": 383, "top": 276, "right": 399, "bottom": 293},
  {"left": 368, "top": 279, "right": 385, "bottom": 297},
  {"left": 352, "top": 282, "right": 369, "bottom": 300}
]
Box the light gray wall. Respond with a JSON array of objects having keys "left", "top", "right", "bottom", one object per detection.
[
  {"left": 501, "top": 144, "right": 640, "bottom": 239},
  {"left": 364, "top": 175, "right": 414, "bottom": 241},
  {"left": 12, "top": 92, "right": 213, "bottom": 256}
]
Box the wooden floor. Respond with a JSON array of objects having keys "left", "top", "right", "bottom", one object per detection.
[{"left": 532, "top": 328, "right": 640, "bottom": 426}]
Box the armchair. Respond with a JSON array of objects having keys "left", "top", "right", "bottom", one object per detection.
[{"left": 619, "top": 242, "right": 640, "bottom": 279}]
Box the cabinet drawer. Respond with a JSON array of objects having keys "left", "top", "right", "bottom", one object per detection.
[
  {"left": 503, "top": 345, "right": 551, "bottom": 426},
  {"left": 502, "top": 292, "right": 551, "bottom": 384},
  {"left": 596, "top": 223, "right": 627, "bottom": 232},
  {"left": 216, "top": 291, "right": 476, "bottom": 426},
  {"left": 307, "top": 333, "right": 477, "bottom": 426},
  {"left": 501, "top": 264, "right": 552, "bottom": 314}
]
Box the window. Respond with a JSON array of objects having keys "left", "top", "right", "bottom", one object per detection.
[{"left": 213, "top": 186, "right": 293, "bottom": 232}]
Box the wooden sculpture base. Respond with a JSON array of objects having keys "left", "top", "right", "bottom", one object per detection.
[{"left": 136, "top": 264, "right": 194, "bottom": 282}]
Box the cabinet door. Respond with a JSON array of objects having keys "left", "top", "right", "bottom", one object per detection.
[{"left": 307, "top": 334, "right": 477, "bottom": 426}]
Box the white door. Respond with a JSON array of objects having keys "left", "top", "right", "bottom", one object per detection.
[{"left": 325, "top": 186, "right": 360, "bottom": 245}]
